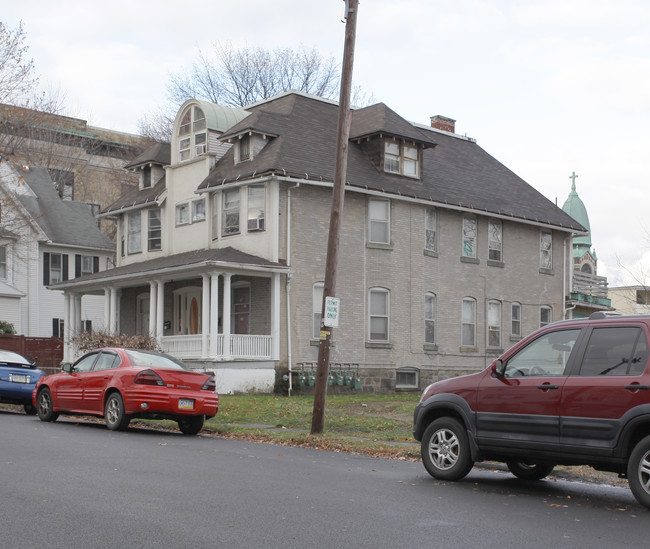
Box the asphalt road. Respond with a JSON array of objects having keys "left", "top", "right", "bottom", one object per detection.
[{"left": 1, "top": 411, "right": 647, "bottom": 549}]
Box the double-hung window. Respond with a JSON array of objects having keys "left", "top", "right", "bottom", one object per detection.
[
  {"left": 488, "top": 219, "right": 502, "bottom": 261},
  {"left": 0, "top": 245, "right": 6, "bottom": 278},
  {"left": 384, "top": 138, "right": 419, "bottom": 177},
  {"left": 424, "top": 293, "right": 436, "bottom": 345},
  {"left": 148, "top": 209, "right": 162, "bottom": 251},
  {"left": 511, "top": 302, "right": 522, "bottom": 337},
  {"left": 127, "top": 213, "right": 142, "bottom": 254},
  {"left": 487, "top": 300, "right": 502, "bottom": 348},
  {"left": 369, "top": 199, "right": 390, "bottom": 244},
  {"left": 462, "top": 216, "right": 477, "bottom": 258},
  {"left": 425, "top": 209, "right": 437, "bottom": 253},
  {"left": 247, "top": 185, "right": 265, "bottom": 232},
  {"left": 462, "top": 298, "right": 476, "bottom": 347},
  {"left": 540, "top": 231, "right": 552, "bottom": 269},
  {"left": 223, "top": 189, "right": 240, "bottom": 235},
  {"left": 369, "top": 288, "right": 390, "bottom": 342},
  {"left": 312, "top": 282, "right": 324, "bottom": 339},
  {"left": 192, "top": 198, "right": 206, "bottom": 223},
  {"left": 178, "top": 106, "right": 206, "bottom": 161},
  {"left": 540, "top": 306, "right": 552, "bottom": 327}
]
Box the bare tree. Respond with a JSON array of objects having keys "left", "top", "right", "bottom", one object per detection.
[
  {"left": 139, "top": 42, "right": 374, "bottom": 140},
  {"left": 0, "top": 21, "right": 38, "bottom": 106}
]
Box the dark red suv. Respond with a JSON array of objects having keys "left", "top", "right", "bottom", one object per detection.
[{"left": 413, "top": 312, "right": 650, "bottom": 508}]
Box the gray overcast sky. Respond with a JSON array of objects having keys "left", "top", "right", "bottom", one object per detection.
[{"left": 4, "top": 0, "right": 650, "bottom": 285}]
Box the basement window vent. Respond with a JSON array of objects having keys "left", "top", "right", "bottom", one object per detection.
[{"left": 396, "top": 368, "right": 419, "bottom": 389}]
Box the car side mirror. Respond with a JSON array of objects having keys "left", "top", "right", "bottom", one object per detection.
[
  {"left": 494, "top": 359, "right": 506, "bottom": 378},
  {"left": 61, "top": 362, "right": 73, "bottom": 373}
]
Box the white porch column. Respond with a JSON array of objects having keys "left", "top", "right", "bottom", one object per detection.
[
  {"left": 156, "top": 280, "right": 165, "bottom": 342},
  {"left": 149, "top": 281, "right": 158, "bottom": 337},
  {"left": 74, "top": 294, "right": 82, "bottom": 334},
  {"left": 201, "top": 274, "right": 210, "bottom": 358},
  {"left": 222, "top": 273, "right": 232, "bottom": 360},
  {"left": 271, "top": 272, "right": 281, "bottom": 360},
  {"left": 63, "top": 292, "right": 71, "bottom": 361},
  {"left": 103, "top": 288, "right": 110, "bottom": 332},
  {"left": 109, "top": 288, "right": 118, "bottom": 334},
  {"left": 210, "top": 273, "right": 220, "bottom": 358}
]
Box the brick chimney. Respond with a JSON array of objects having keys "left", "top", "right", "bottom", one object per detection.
[{"left": 430, "top": 115, "right": 456, "bottom": 133}]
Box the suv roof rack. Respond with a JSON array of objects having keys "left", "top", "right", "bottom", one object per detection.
[{"left": 589, "top": 311, "right": 623, "bottom": 320}]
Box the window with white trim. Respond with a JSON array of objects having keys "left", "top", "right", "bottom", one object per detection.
[
  {"left": 369, "top": 198, "right": 390, "bottom": 244},
  {"left": 222, "top": 189, "right": 240, "bottom": 235},
  {"left": 247, "top": 185, "right": 265, "bottom": 232},
  {"left": 127, "top": 212, "right": 141, "bottom": 254},
  {"left": 369, "top": 288, "right": 390, "bottom": 342},
  {"left": 511, "top": 302, "right": 522, "bottom": 337},
  {"left": 540, "top": 231, "right": 552, "bottom": 269},
  {"left": 239, "top": 134, "right": 251, "bottom": 162},
  {"left": 488, "top": 219, "right": 502, "bottom": 261},
  {"left": 462, "top": 216, "right": 477, "bottom": 258},
  {"left": 540, "top": 306, "right": 552, "bottom": 327},
  {"left": 175, "top": 203, "right": 189, "bottom": 226},
  {"left": 424, "top": 293, "right": 436, "bottom": 344},
  {"left": 191, "top": 198, "right": 205, "bottom": 223},
  {"left": 384, "top": 138, "right": 419, "bottom": 177},
  {"left": 178, "top": 106, "right": 207, "bottom": 161},
  {"left": 487, "top": 300, "right": 501, "bottom": 348},
  {"left": 462, "top": 297, "right": 476, "bottom": 347},
  {"left": 396, "top": 368, "right": 419, "bottom": 389},
  {"left": 148, "top": 209, "right": 161, "bottom": 251},
  {"left": 425, "top": 208, "right": 436, "bottom": 252},
  {"left": 313, "top": 282, "right": 324, "bottom": 339},
  {"left": 211, "top": 193, "right": 219, "bottom": 240},
  {"left": 0, "top": 245, "right": 6, "bottom": 278}
]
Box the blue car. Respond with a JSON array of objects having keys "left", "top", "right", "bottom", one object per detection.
[{"left": 0, "top": 350, "right": 46, "bottom": 415}]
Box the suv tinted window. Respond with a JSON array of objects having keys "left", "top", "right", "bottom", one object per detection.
[
  {"left": 504, "top": 329, "right": 580, "bottom": 377},
  {"left": 578, "top": 327, "right": 648, "bottom": 376}
]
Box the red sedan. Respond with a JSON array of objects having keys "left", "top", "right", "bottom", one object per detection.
[{"left": 33, "top": 348, "right": 218, "bottom": 435}]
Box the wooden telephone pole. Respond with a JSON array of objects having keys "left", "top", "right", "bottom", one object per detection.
[{"left": 311, "top": 0, "right": 359, "bottom": 435}]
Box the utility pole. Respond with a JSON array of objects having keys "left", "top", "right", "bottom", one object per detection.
[{"left": 311, "top": 0, "right": 359, "bottom": 435}]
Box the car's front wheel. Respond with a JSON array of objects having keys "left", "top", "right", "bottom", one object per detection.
[
  {"left": 178, "top": 415, "right": 205, "bottom": 435},
  {"left": 421, "top": 417, "right": 474, "bottom": 481},
  {"left": 104, "top": 393, "right": 130, "bottom": 431},
  {"left": 36, "top": 388, "right": 59, "bottom": 422},
  {"left": 506, "top": 461, "right": 555, "bottom": 481},
  {"left": 628, "top": 435, "right": 650, "bottom": 508}
]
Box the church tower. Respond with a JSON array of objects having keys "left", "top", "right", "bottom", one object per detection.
[{"left": 562, "top": 172, "right": 597, "bottom": 274}]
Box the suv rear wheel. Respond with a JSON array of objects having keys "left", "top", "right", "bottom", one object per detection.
[
  {"left": 421, "top": 417, "right": 474, "bottom": 481},
  {"left": 628, "top": 435, "right": 650, "bottom": 508},
  {"left": 506, "top": 461, "right": 555, "bottom": 481}
]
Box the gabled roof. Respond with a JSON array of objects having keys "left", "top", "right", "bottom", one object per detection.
[
  {"left": 198, "top": 92, "right": 585, "bottom": 233},
  {"left": 101, "top": 176, "right": 166, "bottom": 216},
  {"left": 10, "top": 163, "right": 114, "bottom": 250},
  {"left": 124, "top": 142, "right": 171, "bottom": 170}
]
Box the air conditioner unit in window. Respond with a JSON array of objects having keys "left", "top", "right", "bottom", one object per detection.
[
  {"left": 247, "top": 218, "right": 264, "bottom": 232},
  {"left": 195, "top": 144, "right": 206, "bottom": 155}
]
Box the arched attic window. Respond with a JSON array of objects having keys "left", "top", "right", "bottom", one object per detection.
[{"left": 178, "top": 106, "right": 207, "bottom": 161}]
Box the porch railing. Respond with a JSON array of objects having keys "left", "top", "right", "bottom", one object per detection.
[{"left": 161, "top": 334, "right": 272, "bottom": 360}]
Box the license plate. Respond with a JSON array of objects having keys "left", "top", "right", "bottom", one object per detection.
[
  {"left": 178, "top": 398, "right": 194, "bottom": 410},
  {"left": 10, "top": 374, "right": 28, "bottom": 383}
]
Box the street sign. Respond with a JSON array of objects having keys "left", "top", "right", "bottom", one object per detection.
[{"left": 323, "top": 296, "right": 340, "bottom": 328}]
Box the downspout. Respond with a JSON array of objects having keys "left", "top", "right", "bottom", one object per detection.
[
  {"left": 563, "top": 236, "right": 570, "bottom": 319},
  {"left": 286, "top": 182, "right": 301, "bottom": 396}
]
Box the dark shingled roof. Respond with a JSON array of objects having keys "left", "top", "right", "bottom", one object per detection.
[
  {"left": 124, "top": 141, "right": 171, "bottom": 170},
  {"left": 199, "top": 93, "right": 584, "bottom": 232},
  {"left": 14, "top": 164, "right": 115, "bottom": 250},
  {"left": 101, "top": 175, "right": 166, "bottom": 215},
  {"left": 51, "top": 247, "right": 288, "bottom": 288}
]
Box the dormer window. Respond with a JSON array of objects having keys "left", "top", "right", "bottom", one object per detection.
[
  {"left": 178, "top": 106, "right": 207, "bottom": 162},
  {"left": 239, "top": 134, "right": 251, "bottom": 162},
  {"left": 384, "top": 137, "right": 419, "bottom": 178},
  {"left": 142, "top": 165, "right": 151, "bottom": 189}
]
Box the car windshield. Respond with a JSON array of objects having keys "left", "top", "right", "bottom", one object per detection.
[
  {"left": 125, "top": 350, "right": 189, "bottom": 371},
  {"left": 0, "top": 350, "right": 32, "bottom": 366}
]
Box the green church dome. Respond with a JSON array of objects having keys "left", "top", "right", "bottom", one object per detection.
[{"left": 562, "top": 177, "right": 591, "bottom": 247}]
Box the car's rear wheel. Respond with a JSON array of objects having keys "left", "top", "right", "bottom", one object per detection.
[
  {"left": 178, "top": 415, "right": 204, "bottom": 435},
  {"left": 506, "top": 461, "right": 555, "bottom": 481},
  {"left": 421, "top": 417, "right": 474, "bottom": 481},
  {"left": 105, "top": 393, "right": 130, "bottom": 431},
  {"left": 36, "top": 388, "right": 59, "bottom": 422},
  {"left": 627, "top": 435, "right": 650, "bottom": 508},
  {"left": 24, "top": 403, "right": 37, "bottom": 415}
]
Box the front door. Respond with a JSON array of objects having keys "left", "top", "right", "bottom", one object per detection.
[{"left": 233, "top": 285, "right": 250, "bottom": 335}]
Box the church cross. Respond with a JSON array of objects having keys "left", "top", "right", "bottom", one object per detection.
[{"left": 569, "top": 171, "right": 578, "bottom": 189}]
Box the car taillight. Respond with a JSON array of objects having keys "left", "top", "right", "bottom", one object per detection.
[
  {"left": 201, "top": 377, "right": 216, "bottom": 391},
  {"left": 134, "top": 370, "right": 164, "bottom": 386}
]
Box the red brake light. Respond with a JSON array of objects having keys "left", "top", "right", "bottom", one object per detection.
[
  {"left": 201, "top": 377, "right": 216, "bottom": 391},
  {"left": 134, "top": 370, "right": 164, "bottom": 386}
]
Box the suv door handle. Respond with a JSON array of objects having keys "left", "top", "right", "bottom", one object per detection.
[
  {"left": 625, "top": 384, "right": 650, "bottom": 391},
  {"left": 537, "top": 384, "right": 559, "bottom": 390}
]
